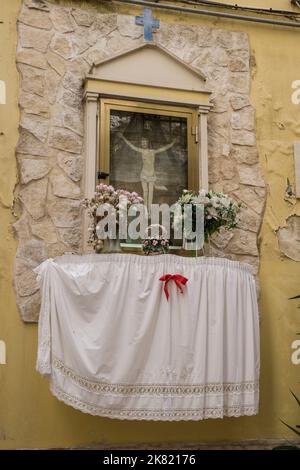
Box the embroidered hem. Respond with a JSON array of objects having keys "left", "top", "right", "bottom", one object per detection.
[
  {"left": 53, "top": 356, "right": 259, "bottom": 397},
  {"left": 50, "top": 383, "right": 258, "bottom": 421}
]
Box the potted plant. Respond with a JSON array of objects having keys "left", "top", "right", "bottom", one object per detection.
[
  {"left": 142, "top": 224, "right": 170, "bottom": 255},
  {"left": 175, "top": 189, "right": 242, "bottom": 254}
]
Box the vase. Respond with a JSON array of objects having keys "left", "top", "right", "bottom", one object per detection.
[
  {"left": 203, "top": 239, "right": 212, "bottom": 256},
  {"left": 100, "top": 238, "right": 122, "bottom": 254},
  {"left": 183, "top": 237, "right": 203, "bottom": 255},
  {"left": 182, "top": 237, "right": 211, "bottom": 257}
]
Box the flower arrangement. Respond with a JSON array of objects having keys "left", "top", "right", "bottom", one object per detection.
[
  {"left": 81, "top": 184, "right": 143, "bottom": 253},
  {"left": 176, "top": 189, "right": 242, "bottom": 242},
  {"left": 142, "top": 224, "right": 170, "bottom": 255}
]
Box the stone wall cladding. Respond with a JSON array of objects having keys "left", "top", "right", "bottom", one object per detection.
[{"left": 15, "top": 0, "right": 266, "bottom": 321}]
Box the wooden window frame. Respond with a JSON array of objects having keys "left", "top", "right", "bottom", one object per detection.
[{"left": 98, "top": 97, "right": 199, "bottom": 193}]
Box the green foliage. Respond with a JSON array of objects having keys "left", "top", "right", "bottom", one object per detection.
[
  {"left": 279, "top": 296, "right": 300, "bottom": 446},
  {"left": 176, "top": 189, "right": 242, "bottom": 241},
  {"left": 278, "top": 393, "right": 300, "bottom": 449}
]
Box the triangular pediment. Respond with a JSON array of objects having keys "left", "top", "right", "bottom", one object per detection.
[{"left": 88, "top": 42, "right": 209, "bottom": 93}]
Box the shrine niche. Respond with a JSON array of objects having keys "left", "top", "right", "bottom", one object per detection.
[
  {"left": 14, "top": 1, "right": 266, "bottom": 322},
  {"left": 83, "top": 41, "right": 212, "bottom": 227}
]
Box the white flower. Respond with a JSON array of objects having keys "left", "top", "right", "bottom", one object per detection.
[
  {"left": 199, "top": 189, "right": 207, "bottom": 197},
  {"left": 211, "top": 196, "right": 221, "bottom": 208},
  {"left": 220, "top": 197, "right": 231, "bottom": 208},
  {"left": 194, "top": 196, "right": 209, "bottom": 205},
  {"left": 191, "top": 196, "right": 202, "bottom": 204},
  {"left": 207, "top": 207, "right": 218, "bottom": 219},
  {"left": 181, "top": 194, "right": 193, "bottom": 204}
]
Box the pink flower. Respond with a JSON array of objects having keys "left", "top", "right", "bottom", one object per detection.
[{"left": 152, "top": 240, "right": 158, "bottom": 246}]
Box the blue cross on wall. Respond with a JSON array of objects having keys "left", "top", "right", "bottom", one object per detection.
[{"left": 135, "top": 7, "right": 160, "bottom": 41}]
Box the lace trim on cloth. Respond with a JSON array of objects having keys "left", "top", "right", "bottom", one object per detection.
[
  {"left": 50, "top": 383, "right": 258, "bottom": 421},
  {"left": 53, "top": 356, "right": 259, "bottom": 397},
  {"left": 34, "top": 259, "right": 53, "bottom": 375}
]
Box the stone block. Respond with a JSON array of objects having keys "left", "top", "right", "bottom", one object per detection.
[
  {"left": 232, "top": 187, "right": 266, "bottom": 215},
  {"left": 57, "top": 227, "right": 81, "bottom": 249},
  {"left": 17, "top": 129, "right": 52, "bottom": 157},
  {"left": 48, "top": 127, "right": 82, "bottom": 154},
  {"left": 17, "top": 49, "right": 47, "bottom": 69},
  {"left": 50, "top": 34, "right": 73, "bottom": 59},
  {"left": 48, "top": 199, "right": 81, "bottom": 228},
  {"left": 228, "top": 49, "right": 249, "bottom": 72},
  {"left": 50, "top": 6, "right": 75, "bottom": 33},
  {"left": 19, "top": 178, "right": 48, "bottom": 220},
  {"left": 19, "top": 158, "right": 50, "bottom": 184},
  {"left": 18, "top": 291, "right": 41, "bottom": 322},
  {"left": 19, "top": 5, "right": 52, "bottom": 30},
  {"left": 14, "top": 259, "right": 39, "bottom": 297},
  {"left": 45, "top": 68, "right": 61, "bottom": 104},
  {"left": 220, "top": 158, "right": 237, "bottom": 180},
  {"left": 51, "top": 170, "right": 81, "bottom": 199},
  {"left": 62, "top": 71, "right": 83, "bottom": 94},
  {"left": 232, "top": 130, "right": 256, "bottom": 147},
  {"left": 18, "top": 23, "right": 53, "bottom": 53},
  {"left": 92, "top": 14, "right": 117, "bottom": 36},
  {"left": 57, "top": 153, "right": 83, "bottom": 182},
  {"left": 231, "top": 107, "right": 255, "bottom": 131},
  {"left": 31, "top": 218, "right": 58, "bottom": 243},
  {"left": 227, "top": 229, "right": 258, "bottom": 256},
  {"left": 228, "top": 72, "right": 250, "bottom": 94},
  {"left": 19, "top": 92, "right": 50, "bottom": 118},
  {"left": 60, "top": 89, "right": 82, "bottom": 109},
  {"left": 231, "top": 145, "right": 259, "bottom": 165},
  {"left": 46, "top": 51, "right": 66, "bottom": 76},
  {"left": 20, "top": 113, "right": 49, "bottom": 143},
  {"left": 238, "top": 164, "right": 265, "bottom": 187},
  {"left": 16, "top": 238, "right": 48, "bottom": 267},
  {"left": 117, "top": 15, "right": 143, "bottom": 39},
  {"left": 72, "top": 8, "right": 95, "bottom": 27},
  {"left": 230, "top": 94, "right": 250, "bottom": 110},
  {"left": 19, "top": 63, "right": 44, "bottom": 97}
]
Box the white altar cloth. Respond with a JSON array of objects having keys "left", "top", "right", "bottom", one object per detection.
[{"left": 35, "top": 254, "right": 260, "bottom": 421}]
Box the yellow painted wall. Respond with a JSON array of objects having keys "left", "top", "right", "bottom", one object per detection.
[{"left": 0, "top": 0, "right": 299, "bottom": 448}]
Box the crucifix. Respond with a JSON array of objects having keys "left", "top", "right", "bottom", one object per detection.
[{"left": 135, "top": 7, "right": 160, "bottom": 41}]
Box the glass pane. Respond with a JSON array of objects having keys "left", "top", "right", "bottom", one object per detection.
[{"left": 109, "top": 109, "right": 188, "bottom": 209}]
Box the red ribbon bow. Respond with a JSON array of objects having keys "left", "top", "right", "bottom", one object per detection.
[{"left": 159, "top": 274, "right": 188, "bottom": 301}]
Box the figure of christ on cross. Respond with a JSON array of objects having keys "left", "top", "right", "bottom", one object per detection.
[{"left": 120, "top": 134, "right": 175, "bottom": 211}]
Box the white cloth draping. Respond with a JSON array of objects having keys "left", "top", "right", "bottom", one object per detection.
[{"left": 35, "top": 254, "right": 260, "bottom": 421}]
